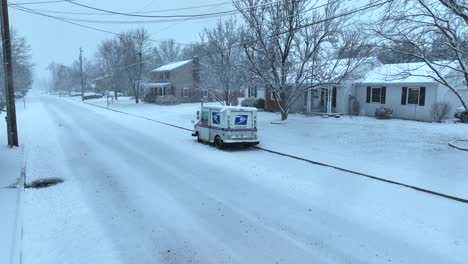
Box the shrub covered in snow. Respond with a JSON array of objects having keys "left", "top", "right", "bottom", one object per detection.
[
  {"left": 375, "top": 106, "right": 393, "bottom": 119},
  {"left": 431, "top": 102, "right": 451, "bottom": 122},
  {"left": 254, "top": 98, "right": 265, "bottom": 109},
  {"left": 155, "top": 95, "right": 179, "bottom": 105},
  {"left": 241, "top": 98, "right": 256, "bottom": 107}
]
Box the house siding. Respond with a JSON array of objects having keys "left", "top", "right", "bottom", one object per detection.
[
  {"left": 148, "top": 58, "right": 206, "bottom": 103},
  {"left": 355, "top": 82, "right": 438, "bottom": 121}
]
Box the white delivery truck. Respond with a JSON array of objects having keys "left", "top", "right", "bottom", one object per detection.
[{"left": 192, "top": 105, "right": 259, "bottom": 149}]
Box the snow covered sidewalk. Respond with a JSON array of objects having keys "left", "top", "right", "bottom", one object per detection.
[
  {"left": 0, "top": 114, "right": 24, "bottom": 264},
  {"left": 76, "top": 96, "right": 468, "bottom": 200}
]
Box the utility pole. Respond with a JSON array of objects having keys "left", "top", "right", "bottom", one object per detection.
[
  {"left": 136, "top": 51, "right": 142, "bottom": 104},
  {"left": 79, "top": 47, "right": 84, "bottom": 101},
  {"left": 1, "top": 0, "right": 18, "bottom": 147}
]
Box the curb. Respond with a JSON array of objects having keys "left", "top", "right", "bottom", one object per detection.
[{"left": 10, "top": 166, "right": 25, "bottom": 264}]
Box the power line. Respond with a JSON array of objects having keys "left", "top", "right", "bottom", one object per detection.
[
  {"left": 38, "top": 12, "right": 237, "bottom": 24},
  {"left": 78, "top": 0, "right": 391, "bottom": 77},
  {"left": 10, "top": 0, "right": 75, "bottom": 5},
  {"left": 62, "top": 0, "right": 281, "bottom": 18},
  {"left": 17, "top": 1, "right": 233, "bottom": 15},
  {"left": 9, "top": 4, "right": 195, "bottom": 45}
]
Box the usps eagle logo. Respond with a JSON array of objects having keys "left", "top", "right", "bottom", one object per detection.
[
  {"left": 235, "top": 115, "right": 248, "bottom": 126},
  {"left": 212, "top": 112, "right": 220, "bottom": 124}
]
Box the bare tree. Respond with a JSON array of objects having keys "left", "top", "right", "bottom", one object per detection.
[
  {"left": 374, "top": 0, "right": 468, "bottom": 112},
  {"left": 119, "top": 28, "right": 151, "bottom": 103},
  {"left": 95, "top": 38, "right": 125, "bottom": 99},
  {"left": 235, "top": 0, "right": 371, "bottom": 120},
  {"left": 201, "top": 18, "right": 250, "bottom": 105},
  {"left": 155, "top": 39, "right": 181, "bottom": 64},
  {"left": 0, "top": 29, "right": 33, "bottom": 94}
]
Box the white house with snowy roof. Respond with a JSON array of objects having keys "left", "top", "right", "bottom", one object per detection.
[{"left": 353, "top": 61, "right": 467, "bottom": 122}]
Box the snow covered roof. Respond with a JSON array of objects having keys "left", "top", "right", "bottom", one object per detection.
[
  {"left": 151, "top": 59, "right": 192, "bottom": 72},
  {"left": 360, "top": 61, "right": 456, "bottom": 84},
  {"left": 144, "top": 82, "right": 171, "bottom": 88}
]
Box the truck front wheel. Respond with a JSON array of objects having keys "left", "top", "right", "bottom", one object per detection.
[{"left": 214, "top": 136, "right": 225, "bottom": 150}]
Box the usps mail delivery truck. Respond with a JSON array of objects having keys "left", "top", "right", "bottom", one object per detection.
[{"left": 192, "top": 105, "right": 259, "bottom": 149}]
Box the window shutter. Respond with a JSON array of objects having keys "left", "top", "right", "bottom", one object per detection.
[
  {"left": 366, "top": 86, "right": 371, "bottom": 103},
  {"left": 419, "top": 87, "right": 426, "bottom": 106},
  {"left": 401, "top": 87, "right": 407, "bottom": 105},
  {"left": 381, "top": 87, "right": 386, "bottom": 104},
  {"left": 332, "top": 87, "right": 337, "bottom": 108}
]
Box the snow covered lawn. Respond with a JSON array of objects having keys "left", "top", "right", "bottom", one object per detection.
[{"left": 77, "top": 96, "right": 468, "bottom": 199}]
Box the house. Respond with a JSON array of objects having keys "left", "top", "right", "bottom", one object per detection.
[
  {"left": 264, "top": 57, "right": 380, "bottom": 114},
  {"left": 353, "top": 62, "right": 468, "bottom": 121},
  {"left": 244, "top": 86, "right": 265, "bottom": 100},
  {"left": 144, "top": 57, "right": 208, "bottom": 103}
]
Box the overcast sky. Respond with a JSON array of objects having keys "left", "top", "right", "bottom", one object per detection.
[
  {"left": 8, "top": 0, "right": 372, "bottom": 84},
  {"left": 9, "top": 0, "right": 236, "bottom": 80}
]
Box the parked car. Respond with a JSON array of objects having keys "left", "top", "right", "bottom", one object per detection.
[
  {"left": 14, "top": 92, "right": 24, "bottom": 99},
  {"left": 192, "top": 105, "right": 259, "bottom": 149},
  {"left": 454, "top": 107, "right": 468, "bottom": 122},
  {"left": 83, "top": 92, "right": 103, "bottom": 100}
]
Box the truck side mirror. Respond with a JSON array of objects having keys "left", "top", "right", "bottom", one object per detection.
[{"left": 196, "top": 110, "right": 200, "bottom": 120}]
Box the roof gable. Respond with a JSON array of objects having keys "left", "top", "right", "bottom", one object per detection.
[{"left": 151, "top": 59, "right": 193, "bottom": 72}]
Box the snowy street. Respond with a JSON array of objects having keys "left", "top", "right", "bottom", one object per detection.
[{"left": 17, "top": 94, "right": 468, "bottom": 264}]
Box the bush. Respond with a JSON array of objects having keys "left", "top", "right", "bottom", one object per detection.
[
  {"left": 155, "top": 95, "right": 179, "bottom": 105},
  {"left": 351, "top": 100, "right": 360, "bottom": 116},
  {"left": 231, "top": 98, "right": 239, "bottom": 106},
  {"left": 143, "top": 93, "right": 156, "bottom": 103},
  {"left": 254, "top": 98, "right": 265, "bottom": 109},
  {"left": 375, "top": 106, "right": 393, "bottom": 119},
  {"left": 241, "top": 98, "right": 256, "bottom": 107},
  {"left": 431, "top": 102, "right": 451, "bottom": 122}
]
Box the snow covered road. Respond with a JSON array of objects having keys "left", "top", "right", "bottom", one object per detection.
[{"left": 19, "top": 95, "right": 468, "bottom": 264}]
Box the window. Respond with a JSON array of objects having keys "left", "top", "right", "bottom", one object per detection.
[
  {"left": 270, "top": 91, "right": 276, "bottom": 100},
  {"left": 183, "top": 87, "right": 190, "bottom": 97},
  {"left": 401, "top": 87, "right": 426, "bottom": 106},
  {"left": 158, "top": 87, "right": 165, "bottom": 97},
  {"left": 366, "top": 86, "right": 386, "bottom": 104},
  {"left": 248, "top": 87, "right": 257, "bottom": 98},
  {"left": 407, "top": 87, "right": 420, "bottom": 105},
  {"left": 372, "top": 88, "right": 381, "bottom": 102},
  {"left": 201, "top": 110, "right": 209, "bottom": 125},
  {"left": 164, "top": 72, "right": 170, "bottom": 81}
]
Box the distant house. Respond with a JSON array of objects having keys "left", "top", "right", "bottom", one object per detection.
[
  {"left": 144, "top": 57, "right": 208, "bottom": 103},
  {"left": 354, "top": 62, "right": 468, "bottom": 121}
]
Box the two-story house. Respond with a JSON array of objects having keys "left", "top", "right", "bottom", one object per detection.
[{"left": 144, "top": 57, "right": 208, "bottom": 103}]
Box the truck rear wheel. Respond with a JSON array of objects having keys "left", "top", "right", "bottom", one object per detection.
[{"left": 214, "top": 136, "right": 225, "bottom": 150}]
